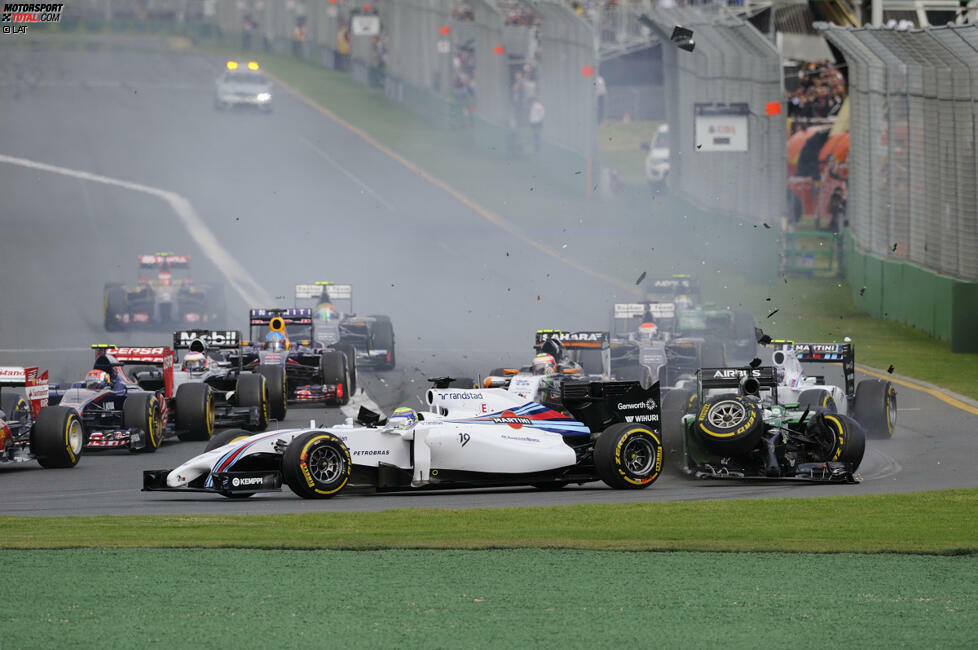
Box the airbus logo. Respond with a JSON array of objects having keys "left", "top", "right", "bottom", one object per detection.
[{"left": 712, "top": 369, "right": 761, "bottom": 379}]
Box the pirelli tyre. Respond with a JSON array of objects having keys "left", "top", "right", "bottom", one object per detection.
[
  {"left": 204, "top": 428, "right": 253, "bottom": 453},
  {"left": 104, "top": 285, "right": 127, "bottom": 332},
  {"left": 594, "top": 423, "right": 663, "bottom": 489},
  {"left": 371, "top": 316, "right": 396, "bottom": 370},
  {"left": 236, "top": 373, "right": 269, "bottom": 432},
  {"left": 257, "top": 364, "right": 287, "bottom": 421},
  {"left": 123, "top": 393, "right": 164, "bottom": 453},
  {"left": 693, "top": 396, "right": 763, "bottom": 456},
  {"left": 854, "top": 379, "right": 897, "bottom": 439},
  {"left": 282, "top": 431, "right": 351, "bottom": 499},
  {"left": 797, "top": 388, "right": 838, "bottom": 414},
  {"left": 31, "top": 406, "right": 83, "bottom": 468},
  {"left": 816, "top": 413, "right": 865, "bottom": 469},
  {"left": 320, "top": 351, "right": 350, "bottom": 406},
  {"left": 335, "top": 343, "right": 358, "bottom": 396},
  {"left": 175, "top": 383, "right": 215, "bottom": 442}
]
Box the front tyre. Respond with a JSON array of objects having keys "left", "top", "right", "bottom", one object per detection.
[
  {"left": 594, "top": 423, "right": 663, "bottom": 489},
  {"left": 797, "top": 388, "right": 838, "bottom": 414},
  {"left": 819, "top": 413, "right": 865, "bottom": 469},
  {"left": 282, "top": 431, "right": 351, "bottom": 499},
  {"left": 123, "top": 393, "right": 164, "bottom": 453},
  {"left": 693, "top": 396, "right": 763, "bottom": 456},
  {"left": 257, "top": 364, "right": 287, "bottom": 421},
  {"left": 237, "top": 373, "right": 269, "bottom": 432},
  {"left": 854, "top": 379, "right": 897, "bottom": 439},
  {"left": 31, "top": 406, "right": 83, "bottom": 468},
  {"left": 175, "top": 383, "right": 215, "bottom": 442}
]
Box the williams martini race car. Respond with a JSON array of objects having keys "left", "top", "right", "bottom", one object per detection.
[
  {"left": 232, "top": 308, "right": 355, "bottom": 406},
  {"left": 104, "top": 253, "right": 225, "bottom": 331},
  {"left": 48, "top": 345, "right": 216, "bottom": 452},
  {"left": 681, "top": 366, "right": 865, "bottom": 482},
  {"left": 295, "top": 282, "right": 396, "bottom": 370},
  {"left": 171, "top": 329, "right": 279, "bottom": 430},
  {"left": 1, "top": 366, "right": 82, "bottom": 469},
  {"left": 143, "top": 377, "right": 663, "bottom": 499}
]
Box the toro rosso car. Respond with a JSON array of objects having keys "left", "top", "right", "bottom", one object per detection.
[
  {"left": 48, "top": 345, "right": 215, "bottom": 452},
  {"left": 681, "top": 366, "right": 865, "bottom": 482},
  {"left": 1, "top": 366, "right": 82, "bottom": 469},
  {"left": 143, "top": 378, "right": 664, "bottom": 499},
  {"left": 295, "top": 282, "right": 396, "bottom": 370},
  {"left": 172, "top": 329, "right": 278, "bottom": 430},
  {"left": 104, "top": 253, "right": 225, "bottom": 331},
  {"left": 230, "top": 309, "right": 355, "bottom": 406}
]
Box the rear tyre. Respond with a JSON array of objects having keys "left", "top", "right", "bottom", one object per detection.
[
  {"left": 31, "top": 406, "right": 83, "bottom": 468},
  {"left": 797, "top": 388, "right": 838, "bottom": 414},
  {"left": 123, "top": 393, "right": 164, "bottom": 453},
  {"left": 204, "top": 428, "right": 253, "bottom": 453},
  {"left": 821, "top": 413, "right": 865, "bottom": 468},
  {"left": 593, "top": 423, "right": 663, "bottom": 489},
  {"left": 257, "top": 364, "right": 287, "bottom": 421},
  {"left": 282, "top": 431, "right": 351, "bottom": 499},
  {"left": 321, "top": 351, "right": 349, "bottom": 406},
  {"left": 854, "top": 379, "right": 897, "bottom": 439},
  {"left": 335, "top": 343, "right": 358, "bottom": 395},
  {"left": 693, "top": 396, "right": 762, "bottom": 456},
  {"left": 371, "top": 316, "right": 396, "bottom": 370},
  {"left": 175, "top": 383, "right": 215, "bottom": 442},
  {"left": 104, "top": 285, "right": 127, "bottom": 331},
  {"left": 237, "top": 373, "right": 269, "bottom": 432}
]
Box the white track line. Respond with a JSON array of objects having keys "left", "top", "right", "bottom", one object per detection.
[
  {"left": 300, "top": 137, "right": 395, "bottom": 212},
  {"left": 0, "top": 152, "right": 272, "bottom": 307}
]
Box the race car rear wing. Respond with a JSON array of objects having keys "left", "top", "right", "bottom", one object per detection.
[
  {"left": 249, "top": 308, "right": 313, "bottom": 325},
  {"left": 294, "top": 282, "right": 354, "bottom": 313},
  {"left": 534, "top": 330, "right": 610, "bottom": 350},
  {"left": 173, "top": 330, "right": 242, "bottom": 351},
  {"left": 0, "top": 366, "right": 49, "bottom": 418},
  {"left": 643, "top": 276, "right": 700, "bottom": 302},
  {"left": 699, "top": 366, "right": 778, "bottom": 396},
  {"left": 612, "top": 302, "right": 676, "bottom": 335},
  {"left": 91, "top": 345, "right": 174, "bottom": 397},
  {"left": 769, "top": 340, "right": 855, "bottom": 398},
  {"left": 139, "top": 253, "right": 190, "bottom": 269}
]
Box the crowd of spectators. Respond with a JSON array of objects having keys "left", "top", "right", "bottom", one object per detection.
[{"left": 787, "top": 60, "right": 846, "bottom": 127}]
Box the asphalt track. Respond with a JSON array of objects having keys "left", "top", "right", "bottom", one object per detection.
[{"left": 1, "top": 43, "right": 975, "bottom": 515}]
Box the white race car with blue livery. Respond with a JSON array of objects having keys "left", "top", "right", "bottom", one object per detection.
[{"left": 142, "top": 378, "right": 664, "bottom": 499}]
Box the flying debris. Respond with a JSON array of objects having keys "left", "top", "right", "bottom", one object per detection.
[
  {"left": 887, "top": 364, "right": 895, "bottom": 374},
  {"left": 763, "top": 223, "right": 771, "bottom": 229},
  {"left": 892, "top": 243, "right": 899, "bottom": 252},
  {"left": 635, "top": 271, "right": 647, "bottom": 285},
  {"left": 758, "top": 334, "right": 773, "bottom": 345},
  {"left": 670, "top": 25, "right": 695, "bottom": 52},
  {"left": 767, "top": 309, "right": 779, "bottom": 319},
  {"left": 749, "top": 358, "right": 762, "bottom": 368},
  {"left": 859, "top": 287, "right": 866, "bottom": 296}
]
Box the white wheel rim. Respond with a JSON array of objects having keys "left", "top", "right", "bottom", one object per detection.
[
  {"left": 707, "top": 400, "right": 747, "bottom": 429},
  {"left": 67, "top": 419, "right": 83, "bottom": 454}
]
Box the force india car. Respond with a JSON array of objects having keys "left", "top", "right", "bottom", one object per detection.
[
  {"left": 143, "top": 378, "right": 664, "bottom": 499},
  {"left": 171, "top": 329, "right": 278, "bottom": 430},
  {"left": 681, "top": 366, "right": 865, "bottom": 482},
  {"left": 215, "top": 60, "right": 273, "bottom": 112},
  {"left": 48, "top": 345, "right": 216, "bottom": 452},
  {"left": 104, "top": 253, "right": 225, "bottom": 331},
  {"left": 294, "top": 282, "right": 396, "bottom": 370},
  {"left": 232, "top": 308, "right": 355, "bottom": 406},
  {"left": 0, "top": 366, "right": 82, "bottom": 469}
]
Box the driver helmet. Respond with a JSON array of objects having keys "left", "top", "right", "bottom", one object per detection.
[
  {"left": 85, "top": 370, "right": 111, "bottom": 390},
  {"left": 388, "top": 406, "right": 417, "bottom": 430},
  {"left": 264, "top": 331, "right": 287, "bottom": 351},
  {"left": 532, "top": 353, "right": 557, "bottom": 375},
  {"left": 182, "top": 351, "right": 207, "bottom": 373},
  {"left": 638, "top": 321, "right": 658, "bottom": 342},
  {"left": 316, "top": 302, "right": 336, "bottom": 322}
]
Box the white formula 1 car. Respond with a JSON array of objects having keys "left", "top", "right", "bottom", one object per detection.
[{"left": 142, "top": 378, "right": 664, "bottom": 499}]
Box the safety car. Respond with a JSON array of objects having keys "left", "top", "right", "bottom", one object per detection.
[{"left": 215, "top": 60, "right": 273, "bottom": 112}]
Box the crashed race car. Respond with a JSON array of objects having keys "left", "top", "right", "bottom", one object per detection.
[
  {"left": 294, "top": 282, "right": 396, "bottom": 370},
  {"left": 104, "top": 253, "right": 225, "bottom": 331},
  {"left": 1, "top": 365, "right": 82, "bottom": 469},
  {"left": 232, "top": 308, "right": 355, "bottom": 406},
  {"left": 172, "top": 329, "right": 279, "bottom": 430},
  {"left": 681, "top": 366, "right": 865, "bottom": 482},
  {"left": 142, "top": 377, "right": 663, "bottom": 499},
  {"left": 48, "top": 345, "right": 217, "bottom": 452}
]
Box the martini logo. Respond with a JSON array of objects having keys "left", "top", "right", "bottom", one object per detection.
[{"left": 492, "top": 410, "right": 532, "bottom": 429}]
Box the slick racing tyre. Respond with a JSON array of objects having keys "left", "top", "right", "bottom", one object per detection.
[
  {"left": 204, "top": 428, "right": 253, "bottom": 453},
  {"left": 124, "top": 393, "right": 164, "bottom": 453},
  {"left": 693, "top": 396, "right": 763, "bottom": 456},
  {"left": 815, "top": 413, "right": 865, "bottom": 469},
  {"left": 31, "top": 406, "right": 83, "bottom": 468},
  {"left": 257, "top": 364, "right": 287, "bottom": 421},
  {"left": 797, "top": 389, "right": 838, "bottom": 414},
  {"left": 237, "top": 373, "right": 269, "bottom": 432},
  {"left": 175, "top": 383, "right": 215, "bottom": 442},
  {"left": 335, "top": 343, "right": 358, "bottom": 396},
  {"left": 854, "top": 379, "right": 897, "bottom": 439},
  {"left": 371, "top": 316, "right": 396, "bottom": 370},
  {"left": 321, "top": 351, "right": 350, "bottom": 406},
  {"left": 282, "top": 431, "right": 351, "bottom": 499},
  {"left": 104, "top": 285, "right": 127, "bottom": 332},
  {"left": 594, "top": 423, "right": 663, "bottom": 489}
]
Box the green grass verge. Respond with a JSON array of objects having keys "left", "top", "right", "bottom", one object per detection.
[
  {"left": 3, "top": 548, "right": 976, "bottom": 647},
  {"left": 3, "top": 489, "right": 976, "bottom": 554}
]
